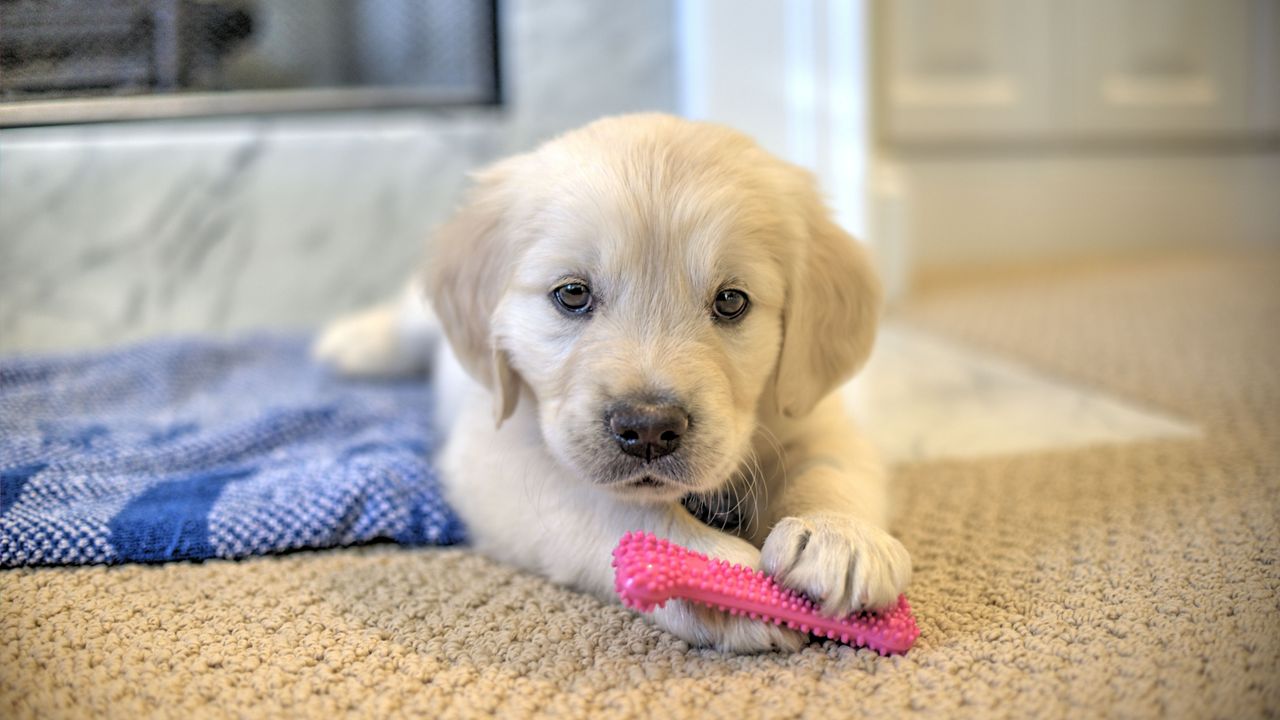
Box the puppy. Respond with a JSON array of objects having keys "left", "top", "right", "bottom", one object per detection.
[{"left": 315, "top": 114, "right": 911, "bottom": 652}]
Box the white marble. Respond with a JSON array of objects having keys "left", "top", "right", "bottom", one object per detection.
[
  {"left": 0, "top": 1, "right": 678, "bottom": 354},
  {"left": 847, "top": 324, "right": 1200, "bottom": 464},
  {"left": 504, "top": 0, "right": 677, "bottom": 150},
  {"left": 0, "top": 113, "right": 504, "bottom": 353}
]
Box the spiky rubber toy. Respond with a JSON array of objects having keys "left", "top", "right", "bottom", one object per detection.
[{"left": 612, "top": 531, "right": 920, "bottom": 655}]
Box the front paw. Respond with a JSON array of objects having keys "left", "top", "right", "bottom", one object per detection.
[
  {"left": 761, "top": 515, "right": 911, "bottom": 617},
  {"left": 651, "top": 533, "right": 806, "bottom": 653},
  {"left": 653, "top": 600, "right": 806, "bottom": 653}
]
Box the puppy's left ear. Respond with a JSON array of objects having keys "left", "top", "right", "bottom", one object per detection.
[{"left": 774, "top": 187, "right": 884, "bottom": 418}]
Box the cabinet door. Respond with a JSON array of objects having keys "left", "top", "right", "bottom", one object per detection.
[
  {"left": 879, "top": 0, "right": 1054, "bottom": 142},
  {"left": 1252, "top": 0, "right": 1280, "bottom": 133},
  {"left": 1066, "top": 0, "right": 1253, "bottom": 137}
]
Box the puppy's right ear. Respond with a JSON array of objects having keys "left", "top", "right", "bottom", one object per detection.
[{"left": 425, "top": 157, "right": 525, "bottom": 426}]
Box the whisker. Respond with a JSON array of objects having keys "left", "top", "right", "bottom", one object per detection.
[
  {"left": 751, "top": 442, "right": 770, "bottom": 527},
  {"left": 726, "top": 458, "right": 754, "bottom": 527},
  {"left": 728, "top": 473, "right": 748, "bottom": 518},
  {"left": 744, "top": 447, "right": 765, "bottom": 537},
  {"left": 757, "top": 424, "right": 789, "bottom": 500}
]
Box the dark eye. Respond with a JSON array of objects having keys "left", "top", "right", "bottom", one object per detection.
[
  {"left": 713, "top": 289, "right": 749, "bottom": 321},
  {"left": 552, "top": 282, "right": 593, "bottom": 314}
]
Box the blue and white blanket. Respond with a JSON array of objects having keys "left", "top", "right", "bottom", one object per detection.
[{"left": 0, "top": 335, "right": 465, "bottom": 567}]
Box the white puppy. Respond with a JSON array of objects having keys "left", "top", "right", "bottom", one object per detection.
[{"left": 315, "top": 114, "right": 910, "bottom": 652}]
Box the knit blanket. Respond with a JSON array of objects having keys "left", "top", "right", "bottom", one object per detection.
[{"left": 0, "top": 335, "right": 465, "bottom": 567}]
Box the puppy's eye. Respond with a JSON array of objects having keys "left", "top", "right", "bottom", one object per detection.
[
  {"left": 552, "top": 282, "right": 593, "bottom": 314},
  {"left": 712, "top": 289, "right": 749, "bottom": 321}
]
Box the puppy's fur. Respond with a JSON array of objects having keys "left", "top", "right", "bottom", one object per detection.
[{"left": 316, "top": 114, "right": 910, "bottom": 652}]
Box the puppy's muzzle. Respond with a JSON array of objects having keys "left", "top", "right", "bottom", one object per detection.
[{"left": 607, "top": 401, "right": 689, "bottom": 462}]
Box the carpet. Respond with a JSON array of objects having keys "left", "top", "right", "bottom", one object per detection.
[{"left": 3, "top": 252, "right": 1277, "bottom": 718}]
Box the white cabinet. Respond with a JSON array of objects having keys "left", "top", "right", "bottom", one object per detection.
[
  {"left": 879, "top": 0, "right": 1279, "bottom": 143},
  {"left": 1067, "top": 0, "right": 1253, "bottom": 137},
  {"left": 880, "top": 0, "right": 1054, "bottom": 141}
]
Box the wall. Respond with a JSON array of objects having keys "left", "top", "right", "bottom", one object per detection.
[{"left": 0, "top": 0, "right": 678, "bottom": 354}]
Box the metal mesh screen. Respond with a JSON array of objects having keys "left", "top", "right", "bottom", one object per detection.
[{"left": 0, "top": 0, "right": 500, "bottom": 117}]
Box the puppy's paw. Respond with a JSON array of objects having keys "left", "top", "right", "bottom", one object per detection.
[
  {"left": 651, "top": 533, "right": 805, "bottom": 653},
  {"left": 761, "top": 515, "right": 911, "bottom": 617},
  {"left": 313, "top": 304, "right": 421, "bottom": 377},
  {"left": 654, "top": 599, "right": 807, "bottom": 653}
]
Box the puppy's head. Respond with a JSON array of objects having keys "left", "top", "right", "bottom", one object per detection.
[{"left": 429, "top": 114, "right": 881, "bottom": 502}]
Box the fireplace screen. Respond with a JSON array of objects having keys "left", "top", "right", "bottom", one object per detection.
[{"left": 0, "top": 0, "right": 501, "bottom": 125}]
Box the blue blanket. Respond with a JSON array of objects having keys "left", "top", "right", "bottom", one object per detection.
[{"left": 0, "top": 335, "right": 465, "bottom": 567}]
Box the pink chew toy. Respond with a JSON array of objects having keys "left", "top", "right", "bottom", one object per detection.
[{"left": 612, "top": 531, "right": 920, "bottom": 655}]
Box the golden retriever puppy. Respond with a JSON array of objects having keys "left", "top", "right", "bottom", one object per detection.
[{"left": 316, "top": 113, "right": 910, "bottom": 652}]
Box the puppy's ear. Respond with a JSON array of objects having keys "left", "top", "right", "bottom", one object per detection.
[
  {"left": 774, "top": 187, "right": 883, "bottom": 418},
  {"left": 425, "top": 158, "right": 525, "bottom": 426}
]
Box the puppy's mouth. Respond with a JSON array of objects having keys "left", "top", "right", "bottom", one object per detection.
[
  {"left": 610, "top": 473, "right": 687, "bottom": 500},
  {"left": 628, "top": 475, "right": 664, "bottom": 488},
  {"left": 566, "top": 411, "right": 722, "bottom": 497}
]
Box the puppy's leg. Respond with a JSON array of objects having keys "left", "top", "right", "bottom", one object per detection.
[
  {"left": 644, "top": 508, "right": 808, "bottom": 652},
  {"left": 557, "top": 500, "right": 808, "bottom": 652},
  {"left": 518, "top": 498, "right": 808, "bottom": 653},
  {"left": 756, "top": 398, "right": 912, "bottom": 617},
  {"left": 313, "top": 281, "right": 439, "bottom": 377},
  {"left": 443, "top": 410, "right": 804, "bottom": 653}
]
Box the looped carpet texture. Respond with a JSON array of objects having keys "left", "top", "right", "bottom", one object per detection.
[{"left": 2, "top": 253, "right": 1278, "bottom": 718}]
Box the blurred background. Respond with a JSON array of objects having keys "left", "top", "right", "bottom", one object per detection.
[{"left": 1, "top": 0, "right": 1277, "bottom": 353}]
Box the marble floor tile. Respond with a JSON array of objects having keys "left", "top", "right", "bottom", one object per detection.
[{"left": 847, "top": 324, "right": 1199, "bottom": 464}]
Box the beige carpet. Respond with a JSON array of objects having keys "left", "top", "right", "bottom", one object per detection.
[{"left": 4, "top": 252, "right": 1278, "bottom": 718}]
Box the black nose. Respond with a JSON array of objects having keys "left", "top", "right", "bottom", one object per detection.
[{"left": 608, "top": 402, "right": 690, "bottom": 461}]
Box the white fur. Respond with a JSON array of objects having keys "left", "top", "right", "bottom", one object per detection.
[{"left": 315, "top": 114, "right": 911, "bottom": 653}]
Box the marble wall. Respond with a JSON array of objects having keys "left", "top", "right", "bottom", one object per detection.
[
  {"left": 0, "top": 113, "right": 501, "bottom": 353},
  {"left": 0, "top": 0, "right": 677, "bottom": 354}
]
